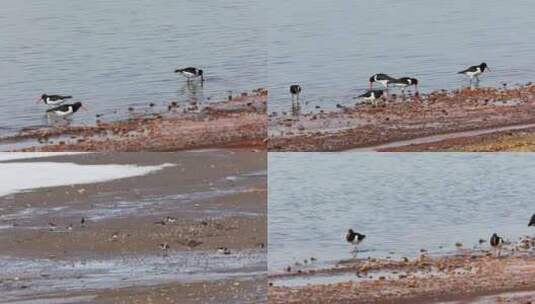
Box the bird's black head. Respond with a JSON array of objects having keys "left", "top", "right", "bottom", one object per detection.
[
  {"left": 41, "top": 94, "right": 47, "bottom": 99},
  {"left": 72, "top": 102, "right": 83, "bottom": 112},
  {"left": 410, "top": 78, "right": 419, "bottom": 85},
  {"left": 480, "top": 62, "right": 488, "bottom": 70},
  {"left": 198, "top": 69, "right": 204, "bottom": 76},
  {"left": 369, "top": 76, "right": 375, "bottom": 83},
  {"left": 348, "top": 229, "right": 355, "bottom": 234}
]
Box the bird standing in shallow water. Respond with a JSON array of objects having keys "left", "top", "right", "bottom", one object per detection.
[
  {"left": 37, "top": 94, "right": 72, "bottom": 105},
  {"left": 48, "top": 222, "right": 57, "bottom": 232},
  {"left": 391, "top": 77, "right": 419, "bottom": 95},
  {"left": 358, "top": 90, "right": 386, "bottom": 106},
  {"left": 369, "top": 74, "right": 397, "bottom": 89},
  {"left": 174, "top": 67, "right": 204, "bottom": 82},
  {"left": 46, "top": 102, "right": 85, "bottom": 117},
  {"left": 490, "top": 233, "right": 504, "bottom": 257},
  {"left": 346, "top": 229, "right": 366, "bottom": 245},
  {"left": 458, "top": 62, "right": 489, "bottom": 84},
  {"left": 290, "top": 84, "right": 302, "bottom": 99},
  {"left": 160, "top": 243, "right": 170, "bottom": 257},
  {"left": 289, "top": 84, "right": 302, "bottom": 115},
  {"left": 529, "top": 214, "right": 535, "bottom": 227},
  {"left": 217, "top": 247, "right": 231, "bottom": 255}
]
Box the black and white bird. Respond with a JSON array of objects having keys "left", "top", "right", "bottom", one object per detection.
[
  {"left": 37, "top": 94, "right": 72, "bottom": 105},
  {"left": 529, "top": 214, "right": 535, "bottom": 227},
  {"left": 391, "top": 77, "right": 419, "bottom": 92},
  {"left": 369, "top": 74, "right": 397, "bottom": 89},
  {"left": 358, "top": 89, "right": 385, "bottom": 104},
  {"left": 217, "top": 247, "right": 231, "bottom": 255},
  {"left": 346, "top": 229, "right": 366, "bottom": 245},
  {"left": 46, "top": 102, "right": 84, "bottom": 117},
  {"left": 290, "top": 84, "right": 302, "bottom": 101},
  {"left": 458, "top": 62, "right": 489, "bottom": 82},
  {"left": 490, "top": 233, "right": 504, "bottom": 257},
  {"left": 174, "top": 67, "right": 204, "bottom": 82},
  {"left": 48, "top": 222, "right": 57, "bottom": 232},
  {"left": 160, "top": 242, "right": 170, "bottom": 257}
]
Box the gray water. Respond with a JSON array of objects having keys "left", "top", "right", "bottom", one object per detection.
[
  {"left": 0, "top": 0, "right": 267, "bottom": 135},
  {"left": 0, "top": 250, "right": 266, "bottom": 302},
  {"left": 267, "top": 0, "right": 535, "bottom": 113},
  {"left": 268, "top": 153, "right": 535, "bottom": 272}
]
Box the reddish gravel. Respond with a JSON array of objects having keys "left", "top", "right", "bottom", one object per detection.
[
  {"left": 268, "top": 84, "right": 535, "bottom": 151},
  {"left": 1, "top": 88, "right": 268, "bottom": 152},
  {"left": 269, "top": 246, "right": 535, "bottom": 304}
]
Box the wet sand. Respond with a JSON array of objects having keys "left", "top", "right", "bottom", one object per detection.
[
  {"left": 269, "top": 242, "right": 535, "bottom": 304},
  {"left": 0, "top": 88, "right": 267, "bottom": 152},
  {"left": 268, "top": 84, "right": 535, "bottom": 152},
  {"left": 380, "top": 126, "right": 535, "bottom": 152},
  {"left": 0, "top": 151, "right": 267, "bottom": 303}
]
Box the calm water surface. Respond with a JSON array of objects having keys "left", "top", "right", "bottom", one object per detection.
[
  {"left": 268, "top": 153, "right": 535, "bottom": 272},
  {"left": 0, "top": 0, "right": 266, "bottom": 135},
  {"left": 268, "top": 0, "right": 535, "bottom": 113}
]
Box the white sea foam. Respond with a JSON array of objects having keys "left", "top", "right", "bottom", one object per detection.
[{"left": 0, "top": 162, "right": 174, "bottom": 197}]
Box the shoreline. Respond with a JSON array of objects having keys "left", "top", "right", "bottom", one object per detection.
[
  {"left": 268, "top": 84, "right": 535, "bottom": 152},
  {"left": 0, "top": 151, "right": 267, "bottom": 303},
  {"left": 0, "top": 88, "right": 267, "bottom": 152},
  {"left": 269, "top": 245, "right": 535, "bottom": 303}
]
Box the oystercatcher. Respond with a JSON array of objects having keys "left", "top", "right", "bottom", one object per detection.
[
  {"left": 529, "top": 214, "right": 535, "bottom": 227},
  {"left": 369, "top": 74, "right": 397, "bottom": 89},
  {"left": 490, "top": 233, "right": 504, "bottom": 257},
  {"left": 48, "top": 222, "right": 57, "bottom": 232},
  {"left": 290, "top": 84, "right": 302, "bottom": 101},
  {"left": 217, "top": 247, "right": 231, "bottom": 255},
  {"left": 37, "top": 94, "right": 72, "bottom": 105},
  {"left": 346, "top": 229, "right": 366, "bottom": 245},
  {"left": 458, "top": 63, "right": 489, "bottom": 82},
  {"left": 358, "top": 89, "right": 386, "bottom": 105},
  {"left": 391, "top": 77, "right": 419, "bottom": 92},
  {"left": 174, "top": 67, "right": 204, "bottom": 82},
  {"left": 46, "top": 102, "right": 85, "bottom": 117},
  {"left": 160, "top": 243, "right": 170, "bottom": 257}
]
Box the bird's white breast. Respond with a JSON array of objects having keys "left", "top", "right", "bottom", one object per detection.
[{"left": 56, "top": 107, "right": 73, "bottom": 116}]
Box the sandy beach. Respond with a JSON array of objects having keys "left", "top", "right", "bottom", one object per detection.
[
  {"left": 268, "top": 84, "right": 535, "bottom": 152},
  {"left": 0, "top": 88, "right": 267, "bottom": 152},
  {"left": 0, "top": 151, "right": 267, "bottom": 303}
]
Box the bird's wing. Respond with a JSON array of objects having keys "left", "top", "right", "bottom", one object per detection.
[
  {"left": 181, "top": 67, "right": 196, "bottom": 73},
  {"left": 48, "top": 95, "right": 64, "bottom": 100},
  {"left": 46, "top": 104, "right": 69, "bottom": 112},
  {"left": 458, "top": 65, "right": 477, "bottom": 74}
]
